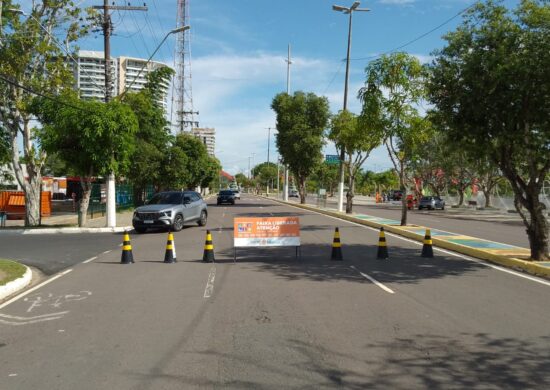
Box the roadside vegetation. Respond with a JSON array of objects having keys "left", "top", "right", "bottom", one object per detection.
[{"left": 0, "top": 259, "right": 26, "bottom": 287}]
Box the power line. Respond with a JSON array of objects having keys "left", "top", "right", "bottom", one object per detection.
[
  {"left": 0, "top": 73, "right": 93, "bottom": 113},
  {"left": 350, "top": 2, "right": 478, "bottom": 62}
]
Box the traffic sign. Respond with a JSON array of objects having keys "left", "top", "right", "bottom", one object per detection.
[{"left": 325, "top": 154, "right": 340, "bottom": 164}]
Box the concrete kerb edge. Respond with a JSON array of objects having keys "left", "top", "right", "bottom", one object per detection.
[
  {"left": 262, "top": 196, "right": 550, "bottom": 279},
  {"left": 0, "top": 265, "right": 32, "bottom": 301},
  {"left": 0, "top": 226, "right": 132, "bottom": 235}
]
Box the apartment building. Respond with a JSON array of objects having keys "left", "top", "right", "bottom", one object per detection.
[{"left": 190, "top": 127, "right": 216, "bottom": 156}]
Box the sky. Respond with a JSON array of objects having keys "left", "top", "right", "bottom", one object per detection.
[{"left": 24, "top": 0, "right": 518, "bottom": 176}]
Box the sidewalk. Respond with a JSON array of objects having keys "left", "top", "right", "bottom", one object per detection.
[
  {"left": 0, "top": 210, "right": 134, "bottom": 233},
  {"left": 265, "top": 195, "right": 550, "bottom": 279}
]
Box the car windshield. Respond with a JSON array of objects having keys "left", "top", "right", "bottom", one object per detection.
[
  {"left": 148, "top": 192, "right": 183, "bottom": 205},
  {"left": 220, "top": 190, "right": 233, "bottom": 195},
  {"left": 421, "top": 197, "right": 433, "bottom": 201},
  {"left": 232, "top": 189, "right": 239, "bottom": 193}
]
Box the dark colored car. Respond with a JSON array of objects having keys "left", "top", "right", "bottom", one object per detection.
[
  {"left": 390, "top": 190, "right": 403, "bottom": 201},
  {"left": 418, "top": 196, "right": 445, "bottom": 210},
  {"left": 217, "top": 190, "right": 236, "bottom": 205},
  {"left": 132, "top": 191, "right": 208, "bottom": 233}
]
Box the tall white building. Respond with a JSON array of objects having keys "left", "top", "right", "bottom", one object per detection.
[
  {"left": 191, "top": 127, "right": 216, "bottom": 156},
  {"left": 73, "top": 51, "right": 171, "bottom": 108}
]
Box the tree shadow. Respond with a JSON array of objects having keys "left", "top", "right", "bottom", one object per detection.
[{"left": 214, "top": 242, "right": 486, "bottom": 285}]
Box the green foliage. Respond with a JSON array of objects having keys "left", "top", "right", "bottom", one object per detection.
[
  {"left": 200, "top": 156, "right": 222, "bottom": 189},
  {"left": 33, "top": 92, "right": 139, "bottom": 177},
  {"left": 123, "top": 67, "right": 173, "bottom": 191},
  {"left": 271, "top": 91, "right": 330, "bottom": 202},
  {"left": 162, "top": 133, "right": 211, "bottom": 190},
  {"left": 428, "top": 0, "right": 549, "bottom": 259},
  {"left": 359, "top": 52, "right": 430, "bottom": 223},
  {"left": 252, "top": 162, "right": 278, "bottom": 187}
]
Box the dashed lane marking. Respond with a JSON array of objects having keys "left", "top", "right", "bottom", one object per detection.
[
  {"left": 203, "top": 266, "right": 216, "bottom": 298},
  {"left": 350, "top": 266, "right": 395, "bottom": 294},
  {"left": 82, "top": 256, "right": 97, "bottom": 264}
]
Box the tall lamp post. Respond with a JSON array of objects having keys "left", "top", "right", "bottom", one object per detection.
[{"left": 332, "top": 1, "right": 370, "bottom": 212}]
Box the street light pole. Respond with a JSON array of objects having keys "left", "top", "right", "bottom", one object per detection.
[
  {"left": 333, "top": 1, "right": 370, "bottom": 213},
  {"left": 283, "top": 44, "right": 292, "bottom": 202}
]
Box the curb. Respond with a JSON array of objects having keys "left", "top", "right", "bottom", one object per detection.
[
  {"left": 0, "top": 226, "right": 133, "bottom": 235},
  {"left": 0, "top": 265, "right": 32, "bottom": 301},
  {"left": 264, "top": 196, "right": 550, "bottom": 279}
]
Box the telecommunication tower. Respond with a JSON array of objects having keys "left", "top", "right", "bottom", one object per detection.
[{"left": 171, "top": 0, "right": 198, "bottom": 133}]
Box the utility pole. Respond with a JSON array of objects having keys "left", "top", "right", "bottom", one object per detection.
[
  {"left": 283, "top": 43, "right": 292, "bottom": 201},
  {"left": 93, "top": 1, "right": 146, "bottom": 227}
]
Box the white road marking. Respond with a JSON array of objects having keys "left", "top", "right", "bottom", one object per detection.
[
  {"left": 82, "top": 256, "right": 97, "bottom": 264},
  {"left": 266, "top": 198, "right": 550, "bottom": 287},
  {"left": 9, "top": 374, "right": 17, "bottom": 377},
  {"left": 0, "top": 316, "right": 65, "bottom": 326},
  {"left": 0, "top": 269, "right": 73, "bottom": 310},
  {"left": 102, "top": 250, "right": 111, "bottom": 254},
  {"left": 0, "top": 311, "right": 69, "bottom": 320},
  {"left": 203, "top": 266, "right": 216, "bottom": 298},
  {"left": 350, "top": 266, "right": 395, "bottom": 294}
]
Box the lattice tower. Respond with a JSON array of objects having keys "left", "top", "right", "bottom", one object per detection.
[{"left": 171, "top": 0, "right": 198, "bottom": 133}]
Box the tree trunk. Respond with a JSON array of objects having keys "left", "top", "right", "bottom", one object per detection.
[
  {"left": 24, "top": 178, "right": 41, "bottom": 227},
  {"left": 513, "top": 189, "right": 549, "bottom": 261},
  {"left": 482, "top": 188, "right": 492, "bottom": 208},
  {"left": 299, "top": 175, "right": 306, "bottom": 204},
  {"left": 400, "top": 176, "right": 407, "bottom": 226},
  {"left": 78, "top": 178, "right": 92, "bottom": 227},
  {"left": 346, "top": 174, "right": 355, "bottom": 214},
  {"left": 457, "top": 189, "right": 465, "bottom": 207}
]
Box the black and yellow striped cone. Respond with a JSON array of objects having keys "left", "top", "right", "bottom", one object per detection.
[
  {"left": 121, "top": 231, "right": 134, "bottom": 264},
  {"left": 421, "top": 229, "right": 434, "bottom": 258},
  {"left": 376, "top": 227, "right": 389, "bottom": 259},
  {"left": 331, "top": 227, "right": 343, "bottom": 261},
  {"left": 202, "top": 230, "right": 215, "bottom": 262},
  {"left": 164, "top": 231, "right": 177, "bottom": 263}
]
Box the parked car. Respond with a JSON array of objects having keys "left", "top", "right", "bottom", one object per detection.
[
  {"left": 217, "top": 190, "right": 236, "bottom": 205},
  {"left": 289, "top": 189, "right": 299, "bottom": 198},
  {"left": 231, "top": 189, "right": 241, "bottom": 200},
  {"left": 418, "top": 196, "right": 445, "bottom": 210},
  {"left": 132, "top": 191, "right": 207, "bottom": 233}
]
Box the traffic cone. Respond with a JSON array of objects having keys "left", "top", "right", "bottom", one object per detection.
[
  {"left": 164, "top": 231, "right": 177, "bottom": 263},
  {"left": 202, "top": 230, "right": 215, "bottom": 262},
  {"left": 421, "top": 229, "right": 434, "bottom": 258},
  {"left": 376, "top": 227, "right": 389, "bottom": 259},
  {"left": 121, "top": 231, "right": 134, "bottom": 264},
  {"left": 331, "top": 227, "right": 343, "bottom": 261}
]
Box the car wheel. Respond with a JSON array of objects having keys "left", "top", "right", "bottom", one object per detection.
[
  {"left": 441, "top": 205, "right": 445, "bottom": 210},
  {"left": 134, "top": 227, "right": 147, "bottom": 234},
  {"left": 197, "top": 210, "right": 207, "bottom": 226},
  {"left": 231, "top": 201, "right": 235, "bottom": 205},
  {"left": 217, "top": 201, "right": 220, "bottom": 205},
  {"left": 172, "top": 214, "right": 184, "bottom": 232}
]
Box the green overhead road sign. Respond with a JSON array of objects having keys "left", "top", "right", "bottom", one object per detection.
[{"left": 325, "top": 155, "right": 340, "bottom": 164}]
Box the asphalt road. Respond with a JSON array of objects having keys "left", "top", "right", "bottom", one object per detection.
[
  {"left": 1, "top": 195, "right": 549, "bottom": 389},
  {"left": 301, "top": 195, "right": 531, "bottom": 248}
]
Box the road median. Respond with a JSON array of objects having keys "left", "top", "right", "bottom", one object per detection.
[{"left": 263, "top": 196, "right": 550, "bottom": 279}]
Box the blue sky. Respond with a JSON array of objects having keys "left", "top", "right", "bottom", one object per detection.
[{"left": 28, "top": 0, "right": 518, "bottom": 175}]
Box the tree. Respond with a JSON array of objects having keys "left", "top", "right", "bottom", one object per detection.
[
  {"left": 428, "top": 0, "right": 549, "bottom": 260},
  {"left": 358, "top": 52, "right": 431, "bottom": 225},
  {"left": 252, "top": 162, "right": 277, "bottom": 190},
  {"left": 200, "top": 156, "right": 222, "bottom": 191},
  {"left": 33, "top": 93, "right": 138, "bottom": 226},
  {"left": 329, "top": 110, "right": 383, "bottom": 213},
  {"left": 0, "top": 1, "right": 90, "bottom": 226},
  {"left": 123, "top": 67, "right": 174, "bottom": 205},
  {"left": 271, "top": 91, "right": 330, "bottom": 204},
  {"left": 162, "top": 133, "right": 211, "bottom": 190},
  {"left": 313, "top": 162, "right": 340, "bottom": 197}
]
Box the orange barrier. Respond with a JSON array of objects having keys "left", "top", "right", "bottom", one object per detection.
[{"left": 0, "top": 191, "right": 51, "bottom": 219}]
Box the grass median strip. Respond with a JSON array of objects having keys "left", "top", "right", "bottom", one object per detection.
[{"left": 0, "top": 259, "right": 27, "bottom": 287}]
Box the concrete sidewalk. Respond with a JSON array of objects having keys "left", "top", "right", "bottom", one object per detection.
[{"left": 0, "top": 210, "right": 134, "bottom": 233}]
